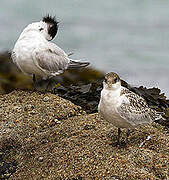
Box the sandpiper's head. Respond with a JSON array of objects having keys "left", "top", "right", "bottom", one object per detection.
[
  {"left": 103, "top": 72, "right": 121, "bottom": 90},
  {"left": 42, "top": 15, "right": 59, "bottom": 40}
]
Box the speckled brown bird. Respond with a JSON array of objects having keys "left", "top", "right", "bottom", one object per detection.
[{"left": 98, "top": 72, "right": 163, "bottom": 145}]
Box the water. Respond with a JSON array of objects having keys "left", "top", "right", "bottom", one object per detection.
[{"left": 0, "top": 0, "right": 169, "bottom": 96}]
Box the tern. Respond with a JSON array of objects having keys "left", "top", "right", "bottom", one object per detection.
[{"left": 11, "top": 15, "right": 89, "bottom": 87}]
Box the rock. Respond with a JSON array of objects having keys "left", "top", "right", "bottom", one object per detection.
[
  {"left": 54, "top": 119, "right": 61, "bottom": 124},
  {"left": 38, "top": 157, "right": 43, "bottom": 162},
  {"left": 43, "top": 96, "right": 49, "bottom": 102},
  {"left": 0, "top": 90, "right": 168, "bottom": 179}
]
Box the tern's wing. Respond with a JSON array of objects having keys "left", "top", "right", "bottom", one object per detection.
[
  {"left": 33, "top": 43, "right": 70, "bottom": 75},
  {"left": 117, "top": 87, "right": 162, "bottom": 126},
  {"left": 11, "top": 51, "right": 17, "bottom": 64}
]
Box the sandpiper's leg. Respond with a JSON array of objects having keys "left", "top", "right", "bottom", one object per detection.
[
  {"left": 45, "top": 80, "right": 51, "bottom": 92},
  {"left": 117, "top": 128, "right": 121, "bottom": 145},
  {"left": 32, "top": 74, "right": 36, "bottom": 91},
  {"left": 33, "top": 74, "right": 36, "bottom": 83},
  {"left": 125, "top": 129, "right": 130, "bottom": 144}
]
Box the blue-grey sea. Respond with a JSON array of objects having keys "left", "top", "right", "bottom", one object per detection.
[{"left": 0, "top": 0, "right": 169, "bottom": 96}]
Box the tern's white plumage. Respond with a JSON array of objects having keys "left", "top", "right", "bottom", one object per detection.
[
  {"left": 98, "top": 72, "right": 163, "bottom": 144},
  {"left": 11, "top": 15, "right": 89, "bottom": 81}
]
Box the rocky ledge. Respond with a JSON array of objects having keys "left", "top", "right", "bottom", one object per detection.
[{"left": 0, "top": 90, "right": 168, "bottom": 179}]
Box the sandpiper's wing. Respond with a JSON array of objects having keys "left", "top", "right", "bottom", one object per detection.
[
  {"left": 33, "top": 42, "right": 70, "bottom": 76},
  {"left": 117, "top": 87, "right": 162, "bottom": 126}
]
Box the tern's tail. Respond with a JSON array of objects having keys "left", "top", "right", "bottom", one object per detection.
[{"left": 67, "top": 59, "right": 90, "bottom": 69}]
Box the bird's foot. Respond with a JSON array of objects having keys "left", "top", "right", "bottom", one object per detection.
[
  {"left": 32, "top": 82, "right": 38, "bottom": 92},
  {"left": 32, "top": 85, "right": 37, "bottom": 92},
  {"left": 110, "top": 140, "right": 127, "bottom": 148}
]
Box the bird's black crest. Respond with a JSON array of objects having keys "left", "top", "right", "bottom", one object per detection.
[
  {"left": 42, "top": 15, "right": 59, "bottom": 39},
  {"left": 42, "top": 14, "right": 58, "bottom": 25}
]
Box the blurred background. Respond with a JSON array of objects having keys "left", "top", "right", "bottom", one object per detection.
[{"left": 0, "top": 0, "right": 169, "bottom": 96}]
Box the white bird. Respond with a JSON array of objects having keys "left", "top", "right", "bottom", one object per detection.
[
  {"left": 98, "top": 72, "right": 163, "bottom": 145},
  {"left": 11, "top": 15, "right": 89, "bottom": 85}
]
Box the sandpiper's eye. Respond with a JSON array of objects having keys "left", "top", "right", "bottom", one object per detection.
[
  {"left": 114, "top": 77, "right": 118, "bottom": 83},
  {"left": 39, "top": 28, "right": 44, "bottom": 31}
]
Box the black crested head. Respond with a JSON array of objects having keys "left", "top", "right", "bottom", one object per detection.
[{"left": 42, "top": 14, "right": 59, "bottom": 40}]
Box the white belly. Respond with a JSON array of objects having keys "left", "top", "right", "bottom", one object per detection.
[
  {"left": 99, "top": 101, "right": 133, "bottom": 128},
  {"left": 17, "top": 55, "right": 43, "bottom": 77},
  {"left": 98, "top": 89, "right": 133, "bottom": 128}
]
